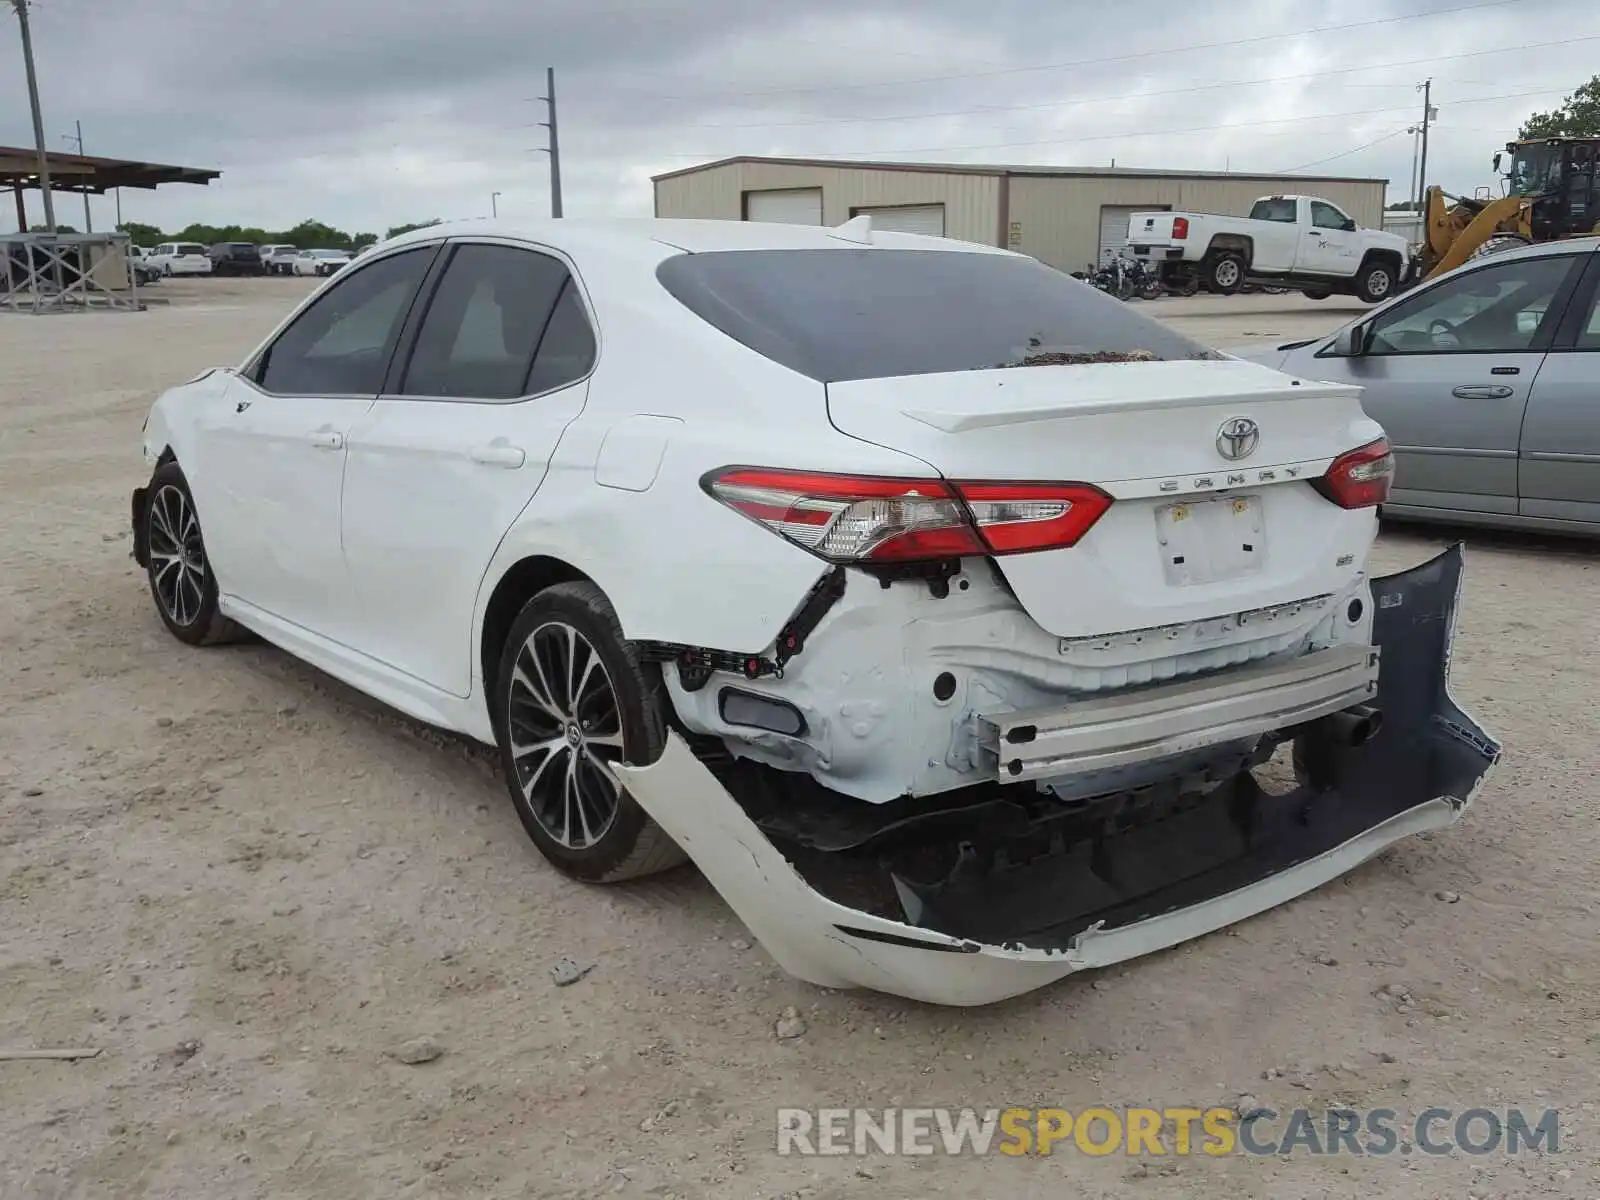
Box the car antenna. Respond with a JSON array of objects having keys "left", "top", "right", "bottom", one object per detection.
[{"left": 829, "top": 215, "right": 873, "bottom": 245}]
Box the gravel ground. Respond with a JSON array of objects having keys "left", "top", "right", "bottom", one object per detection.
[{"left": 2, "top": 278, "right": 1596, "bottom": 1199}]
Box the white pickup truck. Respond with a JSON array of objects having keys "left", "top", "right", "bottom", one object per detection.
[{"left": 1125, "top": 194, "right": 1415, "bottom": 303}]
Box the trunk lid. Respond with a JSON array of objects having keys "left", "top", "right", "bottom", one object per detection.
[{"left": 827, "top": 358, "right": 1381, "bottom": 639}]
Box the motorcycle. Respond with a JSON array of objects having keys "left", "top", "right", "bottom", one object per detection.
[{"left": 1080, "top": 256, "right": 1165, "bottom": 301}]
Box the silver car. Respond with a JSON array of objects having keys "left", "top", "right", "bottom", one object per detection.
[{"left": 1239, "top": 239, "right": 1600, "bottom": 535}]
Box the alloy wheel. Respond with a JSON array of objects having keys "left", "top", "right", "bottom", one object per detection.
[
  {"left": 506, "top": 621, "right": 626, "bottom": 849},
  {"left": 147, "top": 484, "right": 207, "bottom": 627}
]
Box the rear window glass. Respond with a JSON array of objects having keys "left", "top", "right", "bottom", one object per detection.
[
  {"left": 1248, "top": 198, "right": 1298, "bottom": 223},
  {"left": 656, "top": 249, "right": 1219, "bottom": 383}
]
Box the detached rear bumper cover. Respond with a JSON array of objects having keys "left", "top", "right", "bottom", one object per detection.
[{"left": 616, "top": 546, "right": 1498, "bottom": 1007}]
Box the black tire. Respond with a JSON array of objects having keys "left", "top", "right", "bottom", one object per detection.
[
  {"left": 1357, "top": 259, "right": 1397, "bottom": 304},
  {"left": 1304, "top": 290, "right": 1332, "bottom": 301},
  {"left": 1206, "top": 251, "right": 1245, "bottom": 295},
  {"left": 493, "top": 581, "right": 685, "bottom": 883},
  {"left": 142, "top": 461, "right": 241, "bottom": 646}
]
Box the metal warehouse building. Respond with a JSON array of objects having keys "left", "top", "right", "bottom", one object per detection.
[{"left": 652, "top": 156, "right": 1388, "bottom": 273}]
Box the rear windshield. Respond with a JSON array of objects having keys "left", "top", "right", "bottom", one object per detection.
[
  {"left": 177, "top": 244, "right": 206, "bottom": 254},
  {"left": 656, "top": 249, "right": 1219, "bottom": 383},
  {"left": 1248, "top": 198, "right": 1298, "bottom": 223}
]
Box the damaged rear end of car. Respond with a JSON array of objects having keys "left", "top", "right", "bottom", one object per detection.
[{"left": 617, "top": 241, "right": 1498, "bottom": 1006}]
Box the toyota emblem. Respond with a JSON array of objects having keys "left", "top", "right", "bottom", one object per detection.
[{"left": 1216, "top": 417, "right": 1260, "bottom": 461}]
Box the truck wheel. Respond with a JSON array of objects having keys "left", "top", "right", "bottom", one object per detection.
[
  {"left": 1205, "top": 252, "right": 1245, "bottom": 295},
  {"left": 1358, "top": 260, "right": 1397, "bottom": 304},
  {"left": 1304, "top": 290, "right": 1332, "bottom": 301}
]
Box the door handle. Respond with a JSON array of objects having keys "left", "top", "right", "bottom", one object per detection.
[
  {"left": 1451, "top": 385, "right": 1515, "bottom": 400},
  {"left": 307, "top": 429, "right": 344, "bottom": 450},
  {"left": 470, "top": 441, "right": 526, "bottom": 469}
]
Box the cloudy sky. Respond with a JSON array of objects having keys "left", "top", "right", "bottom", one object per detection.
[{"left": 3, "top": 0, "right": 1594, "bottom": 235}]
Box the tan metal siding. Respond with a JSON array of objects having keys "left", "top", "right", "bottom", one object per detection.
[
  {"left": 653, "top": 162, "right": 745, "bottom": 222},
  {"left": 654, "top": 162, "right": 1001, "bottom": 246},
  {"left": 1007, "top": 176, "right": 1386, "bottom": 273}
]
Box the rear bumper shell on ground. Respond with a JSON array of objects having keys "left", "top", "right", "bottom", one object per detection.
[{"left": 616, "top": 545, "right": 1498, "bottom": 1006}]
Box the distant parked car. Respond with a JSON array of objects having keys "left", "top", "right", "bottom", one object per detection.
[
  {"left": 127, "top": 245, "right": 161, "bottom": 284},
  {"left": 148, "top": 243, "right": 213, "bottom": 277},
  {"left": 264, "top": 246, "right": 301, "bottom": 276},
  {"left": 209, "top": 242, "right": 266, "bottom": 276},
  {"left": 1234, "top": 238, "right": 1600, "bottom": 535},
  {"left": 258, "top": 244, "right": 297, "bottom": 273},
  {"left": 292, "top": 248, "right": 353, "bottom": 277}
]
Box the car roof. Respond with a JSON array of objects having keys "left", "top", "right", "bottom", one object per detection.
[
  {"left": 376, "top": 216, "right": 1019, "bottom": 260},
  {"left": 1449, "top": 236, "right": 1600, "bottom": 265}
]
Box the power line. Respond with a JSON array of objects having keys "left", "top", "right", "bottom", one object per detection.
[
  {"left": 620, "top": 0, "right": 1535, "bottom": 101},
  {"left": 1274, "top": 128, "right": 1415, "bottom": 173},
  {"left": 676, "top": 34, "right": 1599, "bottom": 131},
  {"left": 642, "top": 86, "right": 1568, "bottom": 161}
]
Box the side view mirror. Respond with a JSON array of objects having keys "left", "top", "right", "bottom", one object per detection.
[
  {"left": 1493, "top": 152, "right": 1504, "bottom": 173},
  {"left": 1343, "top": 218, "right": 1357, "bottom": 232},
  {"left": 1327, "top": 323, "right": 1367, "bottom": 357}
]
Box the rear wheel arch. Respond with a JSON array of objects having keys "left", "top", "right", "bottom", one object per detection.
[
  {"left": 1207, "top": 234, "right": 1253, "bottom": 264},
  {"left": 479, "top": 555, "right": 593, "bottom": 706}
]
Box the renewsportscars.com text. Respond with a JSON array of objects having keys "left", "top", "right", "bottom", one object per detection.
[{"left": 776, "top": 1106, "right": 1561, "bottom": 1158}]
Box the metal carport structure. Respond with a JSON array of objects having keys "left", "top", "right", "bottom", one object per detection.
[{"left": 1, "top": 146, "right": 220, "bottom": 231}]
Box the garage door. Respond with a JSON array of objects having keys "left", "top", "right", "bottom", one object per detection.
[
  {"left": 745, "top": 188, "right": 823, "bottom": 225},
  {"left": 1099, "top": 204, "right": 1168, "bottom": 264},
  {"left": 854, "top": 204, "right": 946, "bottom": 237}
]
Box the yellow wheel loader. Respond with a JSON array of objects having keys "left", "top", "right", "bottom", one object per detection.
[{"left": 1415, "top": 135, "right": 1600, "bottom": 282}]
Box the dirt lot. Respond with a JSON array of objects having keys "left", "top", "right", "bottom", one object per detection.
[{"left": 2, "top": 277, "right": 1597, "bottom": 1199}]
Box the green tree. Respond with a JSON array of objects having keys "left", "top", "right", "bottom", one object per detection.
[
  {"left": 117, "top": 221, "right": 164, "bottom": 245},
  {"left": 283, "top": 219, "right": 352, "bottom": 250},
  {"left": 385, "top": 219, "right": 441, "bottom": 239},
  {"left": 1519, "top": 75, "right": 1600, "bottom": 138},
  {"left": 28, "top": 223, "right": 77, "bottom": 233}
]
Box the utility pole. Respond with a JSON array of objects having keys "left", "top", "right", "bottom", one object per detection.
[
  {"left": 1407, "top": 125, "right": 1422, "bottom": 210},
  {"left": 1415, "top": 79, "right": 1436, "bottom": 214},
  {"left": 63, "top": 119, "right": 91, "bottom": 232},
  {"left": 537, "top": 66, "right": 563, "bottom": 218},
  {"left": 491, "top": 190, "right": 502, "bottom": 218},
  {"left": 10, "top": 0, "right": 58, "bottom": 232}
]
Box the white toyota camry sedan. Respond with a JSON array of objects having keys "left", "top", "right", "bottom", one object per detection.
[{"left": 133, "top": 217, "right": 1497, "bottom": 1005}]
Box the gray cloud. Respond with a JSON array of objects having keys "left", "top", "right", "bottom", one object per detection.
[{"left": 3, "top": 0, "right": 1592, "bottom": 234}]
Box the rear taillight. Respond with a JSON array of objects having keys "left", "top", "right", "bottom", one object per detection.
[
  {"left": 1313, "top": 438, "right": 1394, "bottom": 509},
  {"left": 703, "top": 469, "right": 1112, "bottom": 563},
  {"left": 955, "top": 481, "right": 1113, "bottom": 553},
  {"left": 1172, "top": 216, "right": 1190, "bottom": 240}
]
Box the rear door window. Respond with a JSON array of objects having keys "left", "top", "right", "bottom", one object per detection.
[
  {"left": 656, "top": 249, "right": 1217, "bottom": 383},
  {"left": 398, "top": 243, "right": 584, "bottom": 400}
]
